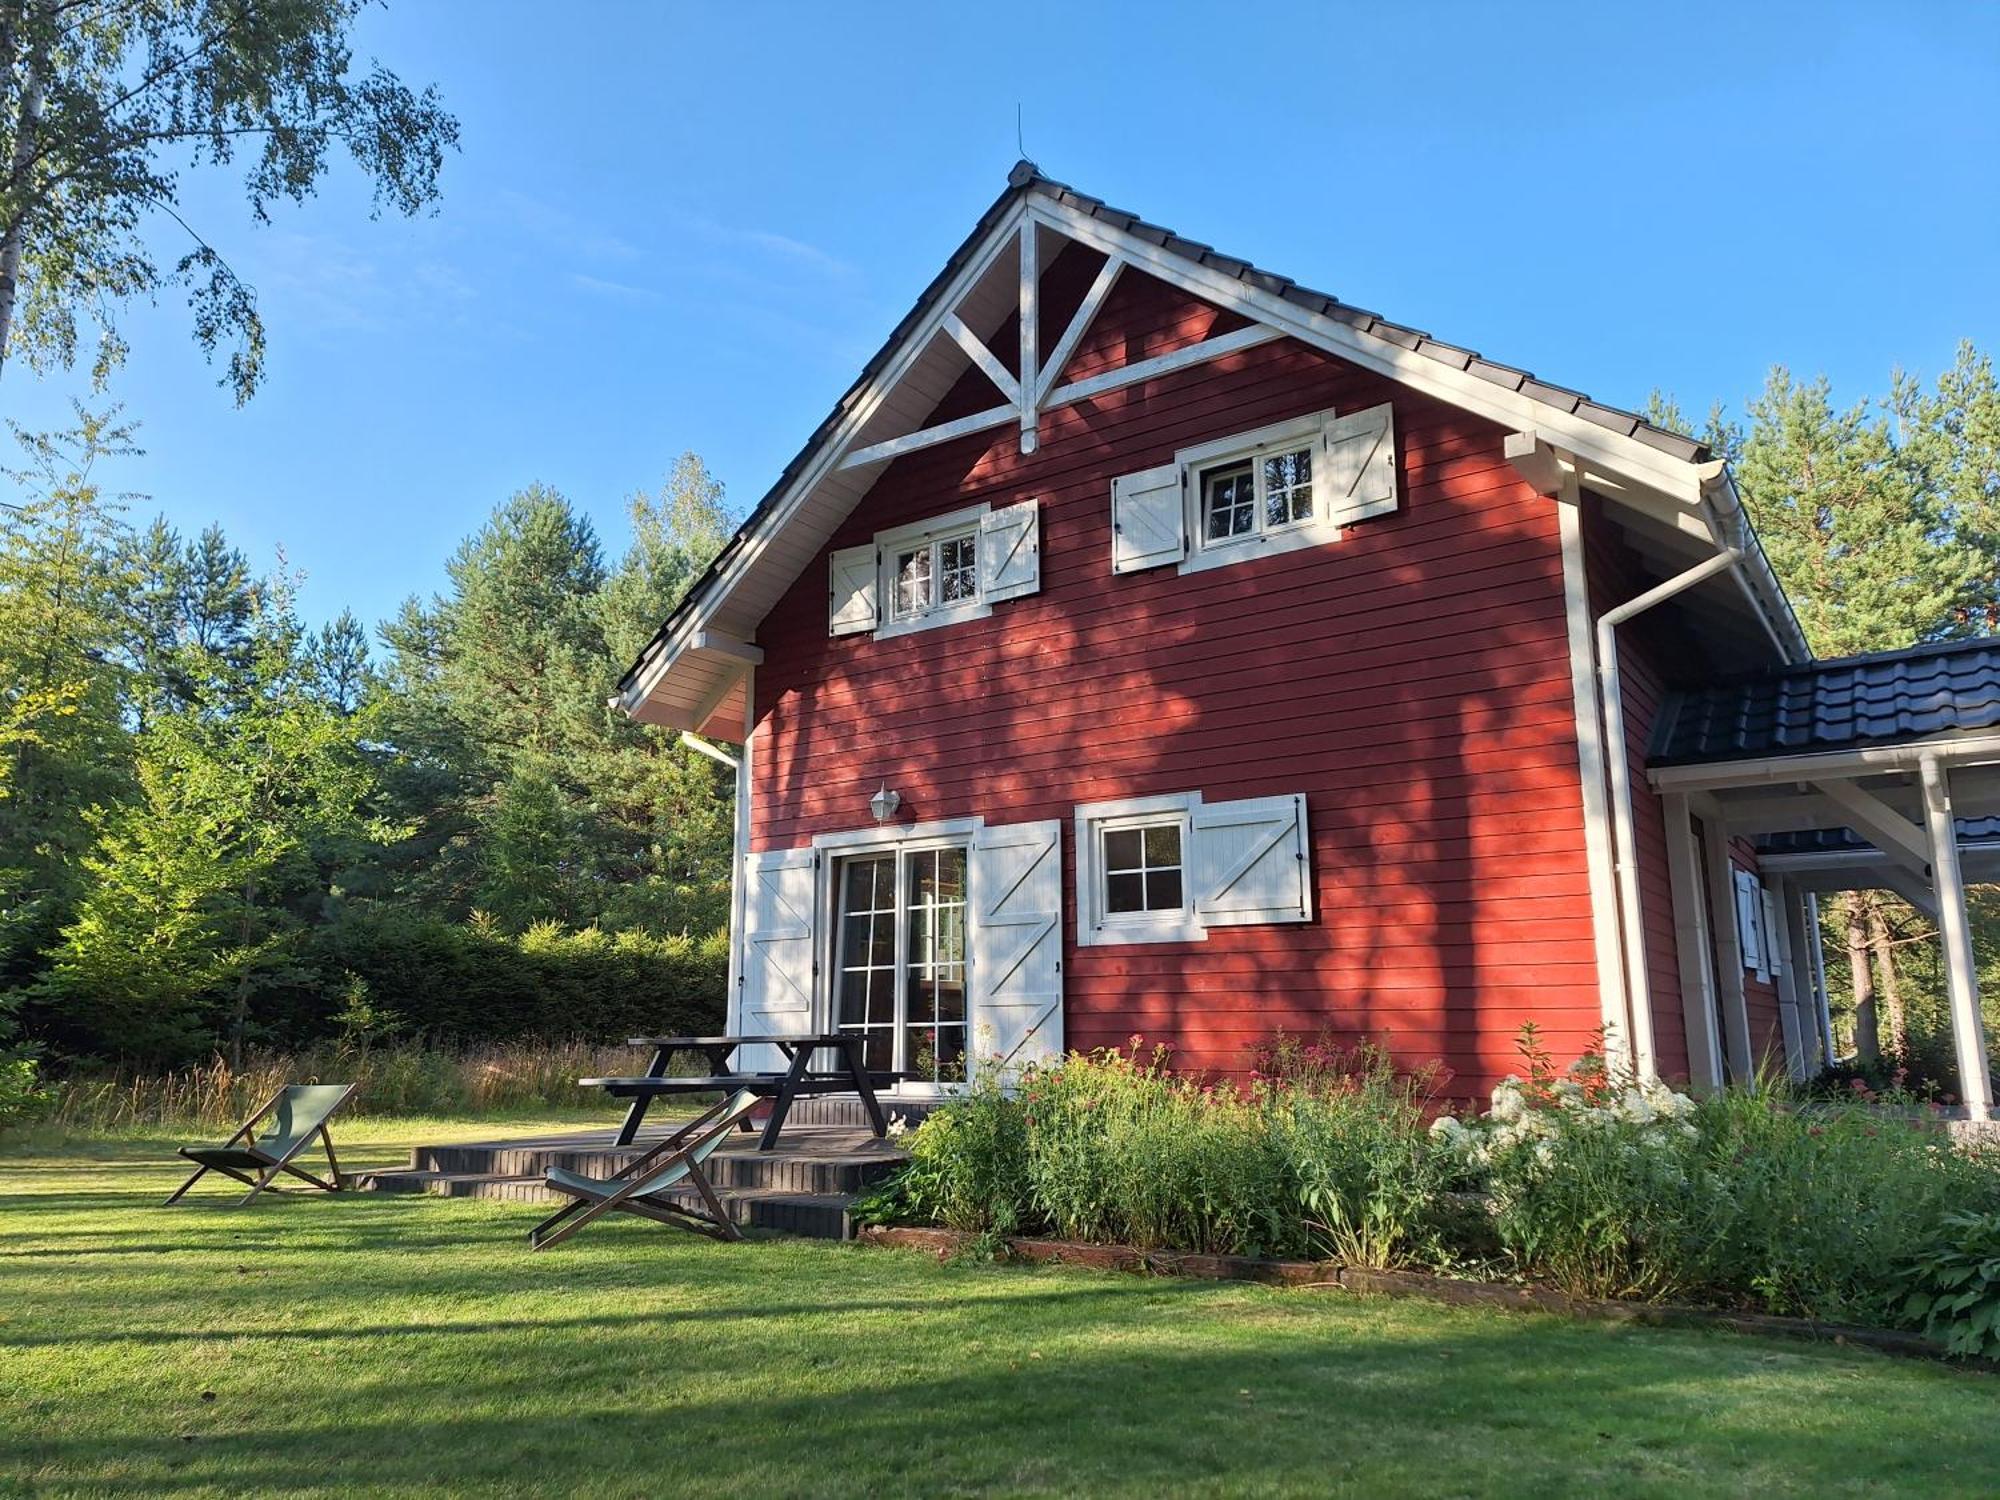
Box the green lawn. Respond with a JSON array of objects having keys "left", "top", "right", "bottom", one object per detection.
[{"left": 4, "top": 1119, "right": 1997, "bottom": 1498}]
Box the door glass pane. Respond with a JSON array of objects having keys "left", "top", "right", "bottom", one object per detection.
[
  {"left": 836, "top": 855, "right": 897, "bottom": 1070},
  {"left": 906, "top": 847, "right": 968, "bottom": 1084}
]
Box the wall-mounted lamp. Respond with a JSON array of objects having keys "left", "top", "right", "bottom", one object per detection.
[{"left": 869, "top": 783, "right": 902, "bottom": 824}]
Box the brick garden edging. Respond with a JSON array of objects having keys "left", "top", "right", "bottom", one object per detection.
[{"left": 856, "top": 1225, "right": 1991, "bottom": 1370}]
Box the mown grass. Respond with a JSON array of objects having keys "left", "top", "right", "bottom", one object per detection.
[{"left": 3, "top": 1121, "right": 1997, "bottom": 1498}]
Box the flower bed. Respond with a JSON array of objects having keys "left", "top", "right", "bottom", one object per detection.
[{"left": 850, "top": 1031, "right": 2000, "bottom": 1358}]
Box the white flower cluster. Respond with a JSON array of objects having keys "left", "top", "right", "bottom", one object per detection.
[{"left": 1429, "top": 1074, "right": 1701, "bottom": 1171}]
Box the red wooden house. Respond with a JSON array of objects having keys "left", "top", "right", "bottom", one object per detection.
[{"left": 617, "top": 164, "right": 2000, "bottom": 1115}]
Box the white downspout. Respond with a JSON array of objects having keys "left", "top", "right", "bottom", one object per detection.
[{"left": 1596, "top": 547, "right": 1743, "bottom": 1080}]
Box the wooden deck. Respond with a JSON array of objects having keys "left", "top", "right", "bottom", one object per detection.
[{"left": 352, "top": 1095, "right": 925, "bottom": 1239}]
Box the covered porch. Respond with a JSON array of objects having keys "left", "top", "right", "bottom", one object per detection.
[{"left": 1648, "top": 639, "right": 2000, "bottom": 1119}]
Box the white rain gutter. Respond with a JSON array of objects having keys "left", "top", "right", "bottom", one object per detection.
[{"left": 1597, "top": 546, "right": 1745, "bottom": 1080}]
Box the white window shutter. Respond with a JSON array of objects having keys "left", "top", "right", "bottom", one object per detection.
[
  {"left": 1321, "top": 402, "right": 1398, "bottom": 525},
  {"left": 1110, "top": 463, "right": 1185, "bottom": 574},
  {"left": 1760, "top": 886, "right": 1784, "bottom": 976},
  {"left": 968, "top": 819, "right": 1064, "bottom": 1082},
  {"left": 1734, "top": 870, "right": 1765, "bottom": 976},
  {"left": 1191, "top": 794, "right": 1312, "bottom": 927},
  {"left": 980, "top": 499, "right": 1041, "bottom": 602},
  {"left": 739, "top": 848, "right": 818, "bottom": 1070},
  {"left": 828, "top": 544, "right": 878, "bottom": 637}
]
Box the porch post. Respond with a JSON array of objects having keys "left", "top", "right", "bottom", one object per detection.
[
  {"left": 1696, "top": 805, "right": 1756, "bottom": 1085},
  {"left": 1778, "top": 880, "right": 1827, "bottom": 1076},
  {"left": 1919, "top": 757, "right": 1993, "bottom": 1119},
  {"left": 1662, "top": 792, "right": 1724, "bottom": 1090},
  {"left": 1765, "top": 874, "right": 1811, "bottom": 1081},
  {"left": 1804, "top": 893, "right": 1837, "bottom": 1065}
]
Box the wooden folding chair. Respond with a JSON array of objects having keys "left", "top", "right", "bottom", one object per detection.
[
  {"left": 163, "top": 1083, "right": 356, "bottom": 1208},
  {"left": 528, "top": 1088, "right": 759, "bottom": 1251}
]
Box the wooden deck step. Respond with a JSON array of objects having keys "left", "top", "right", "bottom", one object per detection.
[{"left": 350, "top": 1105, "right": 916, "bottom": 1240}]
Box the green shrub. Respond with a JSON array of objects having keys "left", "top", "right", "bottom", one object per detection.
[
  {"left": 852, "top": 1080, "right": 1028, "bottom": 1234},
  {"left": 1263, "top": 1043, "right": 1455, "bottom": 1269},
  {"left": 1896, "top": 1210, "right": 2000, "bottom": 1358},
  {"left": 0, "top": 1049, "right": 52, "bottom": 1127}
]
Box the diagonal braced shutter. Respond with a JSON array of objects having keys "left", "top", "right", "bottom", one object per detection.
[
  {"left": 828, "top": 544, "right": 879, "bottom": 636},
  {"left": 1191, "top": 794, "right": 1312, "bottom": 927},
  {"left": 1110, "top": 463, "right": 1185, "bottom": 574},
  {"left": 1321, "top": 402, "right": 1398, "bottom": 525},
  {"left": 968, "top": 819, "right": 1064, "bottom": 1081},
  {"left": 980, "top": 499, "right": 1041, "bottom": 602},
  {"left": 739, "top": 847, "right": 819, "bottom": 1070}
]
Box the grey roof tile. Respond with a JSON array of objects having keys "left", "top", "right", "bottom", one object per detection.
[{"left": 1652, "top": 637, "right": 2000, "bottom": 766}]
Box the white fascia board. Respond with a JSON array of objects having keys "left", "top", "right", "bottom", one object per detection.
[
  {"left": 618, "top": 203, "right": 1031, "bottom": 715},
  {"left": 1650, "top": 734, "right": 2000, "bottom": 793}
]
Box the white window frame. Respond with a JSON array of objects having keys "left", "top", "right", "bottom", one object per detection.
[
  {"left": 1178, "top": 412, "right": 1338, "bottom": 576},
  {"left": 874, "top": 503, "right": 994, "bottom": 640},
  {"left": 813, "top": 816, "right": 986, "bottom": 1095},
  {"left": 1074, "top": 793, "right": 1205, "bottom": 946}
]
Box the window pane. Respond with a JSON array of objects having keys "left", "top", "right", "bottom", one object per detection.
[
  {"left": 1147, "top": 869, "right": 1184, "bottom": 912},
  {"left": 1143, "top": 823, "right": 1181, "bottom": 867},
  {"left": 1103, "top": 828, "right": 1143, "bottom": 870},
  {"left": 1106, "top": 871, "right": 1147, "bottom": 913},
  {"left": 940, "top": 534, "right": 978, "bottom": 604},
  {"left": 1265, "top": 448, "right": 1313, "bottom": 527},
  {"left": 895, "top": 547, "right": 932, "bottom": 615},
  {"left": 1204, "top": 463, "right": 1255, "bottom": 540}
]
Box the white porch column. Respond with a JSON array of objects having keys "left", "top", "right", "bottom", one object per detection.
[
  {"left": 1662, "top": 792, "right": 1725, "bottom": 1090},
  {"left": 1697, "top": 807, "right": 1756, "bottom": 1085},
  {"left": 1777, "top": 879, "right": 1827, "bottom": 1076},
  {"left": 1765, "top": 874, "right": 1812, "bottom": 1081},
  {"left": 1919, "top": 757, "right": 1994, "bottom": 1119},
  {"left": 1805, "top": 893, "right": 1837, "bottom": 1065}
]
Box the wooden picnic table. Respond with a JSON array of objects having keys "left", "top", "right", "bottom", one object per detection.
[{"left": 585, "top": 1032, "right": 895, "bottom": 1152}]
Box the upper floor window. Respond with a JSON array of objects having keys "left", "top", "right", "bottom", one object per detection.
[
  {"left": 1107, "top": 401, "right": 1399, "bottom": 578},
  {"left": 827, "top": 499, "right": 1042, "bottom": 641},
  {"left": 893, "top": 529, "right": 979, "bottom": 621},
  {"left": 1200, "top": 443, "right": 1317, "bottom": 545}
]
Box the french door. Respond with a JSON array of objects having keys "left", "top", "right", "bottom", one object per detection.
[{"left": 832, "top": 845, "right": 968, "bottom": 1087}]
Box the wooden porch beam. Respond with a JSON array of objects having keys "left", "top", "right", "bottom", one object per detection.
[
  {"left": 1811, "top": 779, "right": 1931, "bottom": 874},
  {"left": 690, "top": 631, "right": 764, "bottom": 666},
  {"left": 1044, "top": 324, "right": 1283, "bottom": 410},
  {"left": 1035, "top": 252, "right": 1125, "bottom": 404},
  {"left": 836, "top": 403, "right": 1017, "bottom": 471},
  {"left": 1662, "top": 792, "right": 1725, "bottom": 1091},
  {"left": 942, "top": 313, "right": 1021, "bottom": 406}
]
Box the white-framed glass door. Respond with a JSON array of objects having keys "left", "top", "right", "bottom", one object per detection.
[{"left": 831, "top": 844, "right": 968, "bottom": 1088}]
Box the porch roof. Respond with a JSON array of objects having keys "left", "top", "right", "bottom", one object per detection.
[{"left": 1651, "top": 636, "right": 2000, "bottom": 768}]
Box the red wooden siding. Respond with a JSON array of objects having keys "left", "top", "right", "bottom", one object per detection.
[{"left": 750, "top": 267, "right": 1603, "bottom": 1099}]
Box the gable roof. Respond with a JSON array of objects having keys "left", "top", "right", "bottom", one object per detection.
[{"left": 618, "top": 161, "right": 1807, "bottom": 733}]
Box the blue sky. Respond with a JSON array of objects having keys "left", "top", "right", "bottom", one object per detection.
[{"left": 8, "top": 1, "right": 1999, "bottom": 636}]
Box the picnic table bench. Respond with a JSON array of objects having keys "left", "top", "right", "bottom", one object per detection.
[{"left": 582, "top": 1032, "right": 902, "bottom": 1152}]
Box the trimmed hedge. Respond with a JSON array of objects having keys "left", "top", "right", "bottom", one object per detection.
[{"left": 299, "top": 914, "right": 727, "bottom": 1044}]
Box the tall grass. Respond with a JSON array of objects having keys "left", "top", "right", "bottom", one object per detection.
[{"left": 37, "top": 1039, "right": 653, "bottom": 1132}]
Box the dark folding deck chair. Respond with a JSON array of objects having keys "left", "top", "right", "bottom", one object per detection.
[
  {"left": 528, "top": 1088, "right": 759, "bottom": 1251},
  {"left": 163, "top": 1083, "right": 356, "bottom": 1207}
]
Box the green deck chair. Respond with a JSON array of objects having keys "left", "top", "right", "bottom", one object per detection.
[
  {"left": 529, "top": 1088, "right": 759, "bottom": 1251},
  {"left": 164, "top": 1083, "right": 356, "bottom": 1207}
]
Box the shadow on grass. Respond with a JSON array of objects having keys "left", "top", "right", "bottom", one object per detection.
[{"left": 10, "top": 1308, "right": 1998, "bottom": 1498}]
